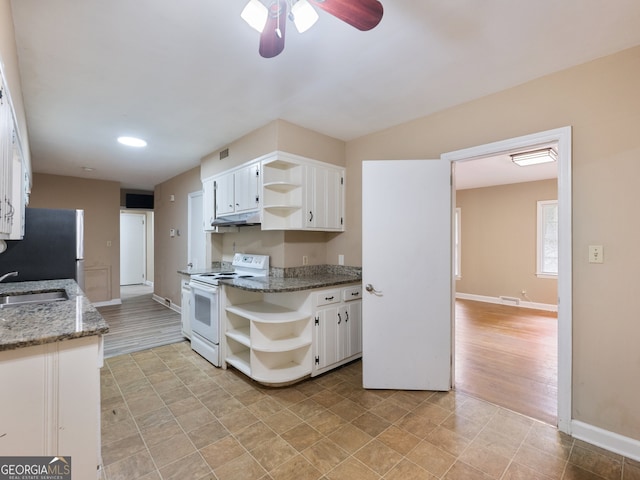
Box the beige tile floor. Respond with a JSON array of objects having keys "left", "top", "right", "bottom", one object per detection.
[{"left": 100, "top": 342, "right": 640, "bottom": 480}]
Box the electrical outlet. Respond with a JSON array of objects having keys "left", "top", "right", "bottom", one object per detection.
[
  {"left": 338, "top": 254, "right": 344, "bottom": 265},
  {"left": 302, "top": 255, "right": 308, "bottom": 265}
]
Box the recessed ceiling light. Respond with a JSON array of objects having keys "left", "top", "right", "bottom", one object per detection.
[
  {"left": 117, "top": 136, "right": 147, "bottom": 147},
  {"left": 82, "top": 166, "right": 95, "bottom": 172}
]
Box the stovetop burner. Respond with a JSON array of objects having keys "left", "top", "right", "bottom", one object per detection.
[{"left": 190, "top": 254, "right": 268, "bottom": 286}]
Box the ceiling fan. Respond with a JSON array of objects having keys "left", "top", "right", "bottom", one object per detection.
[{"left": 241, "top": 0, "right": 384, "bottom": 58}]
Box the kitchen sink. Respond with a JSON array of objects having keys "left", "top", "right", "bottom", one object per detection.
[{"left": 0, "top": 289, "right": 69, "bottom": 308}]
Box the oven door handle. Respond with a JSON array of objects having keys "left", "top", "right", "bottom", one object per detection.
[{"left": 189, "top": 282, "right": 218, "bottom": 294}]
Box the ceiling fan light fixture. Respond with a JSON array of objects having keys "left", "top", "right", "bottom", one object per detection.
[
  {"left": 291, "top": 0, "right": 319, "bottom": 33},
  {"left": 511, "top": 148, "right": 557, "bottom": 167},
  {"left": 241, "top": 0, "right": 269, "bottom": 32}
]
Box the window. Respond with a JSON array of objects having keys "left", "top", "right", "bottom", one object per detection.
[
  {"left": 537, "top": 200, "right": 558, "bottom": 277},
  {"left": 454, "top": 207, "right": 461, "bottom": 279}
]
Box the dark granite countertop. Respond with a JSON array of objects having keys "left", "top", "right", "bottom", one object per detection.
[
  {"left": 219, "top": 273, "right": 361, "bottom": 293},
  {"left": 179, "top": 264, "right": 362, "bottom": 293},
  {"left": 0, "top": 279, "right": 109, "bottom": 351}
]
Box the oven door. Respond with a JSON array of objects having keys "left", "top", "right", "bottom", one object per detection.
[{"left": 189, "top": 280, "right": 219, "bottom": 343}]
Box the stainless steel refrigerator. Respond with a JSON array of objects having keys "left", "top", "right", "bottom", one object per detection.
[{"left": 0, "top": 208, "right": 85, "bottom": 289}]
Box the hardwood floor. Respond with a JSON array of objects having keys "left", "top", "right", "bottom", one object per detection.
[
  {"left": 455, "top": 299, "right": 558, "bottom": 425},
  {"left": 98, "top": 285, "right": 184, "bottom": 358}
]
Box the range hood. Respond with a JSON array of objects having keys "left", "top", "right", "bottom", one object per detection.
[{"left": 210, "top": 211, "right": 261, "bottom": 227}]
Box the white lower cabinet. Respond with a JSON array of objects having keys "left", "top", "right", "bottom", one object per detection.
[
  {"left": 221, "top": 283, "right": 361, "bottom": 385},
  {"left": 313, "top": 285, "right": 362, "bottom": 376},
  {"left": 181, "top": 278, "right": 191, "bottom": 339},
  {"left": 0, "top": 336, "right": 103, "bottom": 479}
]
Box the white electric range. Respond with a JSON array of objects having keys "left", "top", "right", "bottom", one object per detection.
[{"left": 188, "top": 253, "right": 269, "bottom": 366}]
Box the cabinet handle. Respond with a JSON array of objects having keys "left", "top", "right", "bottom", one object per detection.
[
  {"left": 325, "top": 296, "right": 334, "bottom": 301},
  {"left": 351, "top": 292, "right": 360, "bottom": 297},
  {"left": 309, "top": 211, "right": 313, "bottom": 222},
  {"left": 345, "top": 311, "right": 349, "bottom": 322},
  {"left": 337, "top": 312, "right": 342, "bottom": 324}
]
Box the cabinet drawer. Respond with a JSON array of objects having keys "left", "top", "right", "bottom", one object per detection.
[
  {"left": 342, "top": 285, "right": 362, "bottom": 302},
  {"left": 316, "top": 289, "right": 340, "bottom": 306}
]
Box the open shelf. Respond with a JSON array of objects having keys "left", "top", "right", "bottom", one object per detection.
[
  {"left": 225, "top": 327, "right": 250, "bottom": 347},
  {"left": 226, "top": 301, "right": 309, "bottom": 323},
  {"left": 251, "top": 362, "right": 311, "bottom": 384},
  {"left": 226, "top": 351, "right": 251, "bottom": 377},
  {"left": 263, "top": 181, "right": 300, "bottom": 193}
]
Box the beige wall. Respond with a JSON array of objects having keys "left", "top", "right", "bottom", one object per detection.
[
  {"left": 29, "top": 173, "right": 120, "bottom": 303},
  {"left": 456, "top": 179, "right": 558, "bottom": 305},
  {"left": 0, "top": 0, "right": 30, "bottom": 170},
  {"left": 341, "top": 46, "right": 640, "bottom": 441},
  {"left": 200, "top": 119, "right": 346, "bottom": 268},
  {"left": 154, "top": 166, "right": 201, "bottom": 305}
]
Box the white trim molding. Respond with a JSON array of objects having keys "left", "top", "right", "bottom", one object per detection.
[
  {"left": 572, "top": 420, "right": 640, "bottom": 462},
  {"left": 443, "top": 126, "right": 572, "bottom": 434},
  {"left": 456, "top": 292, "right": 557, "bottom": 312},
  {"left": 91, "top": 298, "right": 122, "bottom": 307},
  {"left": 152, "top": 294, "right": 180, "bottom": 314}
]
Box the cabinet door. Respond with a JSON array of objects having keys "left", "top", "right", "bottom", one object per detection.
[
  {"left": 234, "top": 163, "right": 260, "bottom": 212},
  {"left": 215, "top": 172, "right": 235, "bottom": 216},
  {"left": 314, "top": 307, "right": 339, "bottom": 369},
  {"left": 0, "top": 83, "right": 12, "bottom": 236},
  {"left": 181, "top": 282, "right": 191, "bottom": 339},
  {"left": 0, "top": 344, "right": 48, "bottom": 456},
  {"left": 305, "top": 165, "right": 344, "bottom": 230},
  {"left": 344, "top": 300, "right": 362, "bottom": 357},
  {"left": 203, "top": 178, "right": 215, "bottom": 230}
]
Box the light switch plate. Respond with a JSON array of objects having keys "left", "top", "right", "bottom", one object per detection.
[{"left": 589, "top": 245, "right": 604, "bottom": 263}]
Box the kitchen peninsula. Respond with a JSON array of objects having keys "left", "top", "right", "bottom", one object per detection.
[
  {"left": 181, "top": 264, "right": 362, "bottom": 386},
  {"left": 0, "top": 279, "right": 109, "bottom": 479}
]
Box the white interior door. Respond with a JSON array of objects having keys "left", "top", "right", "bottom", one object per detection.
[
  {"left": 362, "top": 159, "right": 453, "bottom": 390},
  {"left": 188, "top": 191, "right": 206, "bottom": 270},
  {"left": 120, "top": 213, "right": 145, "bottom": 285}
]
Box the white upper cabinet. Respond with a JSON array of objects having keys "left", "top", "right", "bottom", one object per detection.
[
  {"left": 202, "top": 151, "right": 345, "bottom": 232},
  {"left": 234, "top": 163, "right": 260, "bottom": 213},
  {"left": 262, "top": 152, "right": 345, "bottom": 232},
  {"left": 214, "top": 162, "right": 260, "bottom": 218},
  {"left": 0, "top": 75, "right": 27, "bottom": 240},
  {"left": 215, "top": 171, "right": 235, "bottom": 216},
  {"left": 304, "top": 164, "right": 344, "bottom": 231}
]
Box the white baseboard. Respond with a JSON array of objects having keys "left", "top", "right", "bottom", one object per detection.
[
  {"left": 572, "top": 420, "right": 640, "bottom": 462},
  {"left": 92, "top": 298, "right": 122, "bottom": 307},
  {"left": 144, "top": 280, "right": 154, "bottom": 287},
  {"left": 455, "top": 292, "right": 557, "bottom": 312},
  {"left": 152, "top": 294, "right": 181, "bottom": 314}
]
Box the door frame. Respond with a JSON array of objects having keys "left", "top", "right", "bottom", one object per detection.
[{"left": 442, "top": 126, "right": 572, "bottom": 434}]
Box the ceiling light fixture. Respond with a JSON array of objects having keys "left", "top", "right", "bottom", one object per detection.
[
  {"left": 511, "top": 148, "right": 557, "bottom": 167},
  {"left": 241, "top": 0, "right": 269, "bottom": 32},
  {"left": 242, "top": 0, "right": 318, "bottom": 34},
  {"left": 117, "top": 136, "right": 147, "bottom": 148},
  {"left": 241, "top": 0, "right": 383, "bottom": 58}
]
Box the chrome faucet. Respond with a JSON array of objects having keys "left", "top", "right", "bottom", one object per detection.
[{"left": 0, "top": 271, "right": 18, "bottom": 283}]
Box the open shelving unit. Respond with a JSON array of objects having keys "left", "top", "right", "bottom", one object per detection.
[
  {"left": 223, "top": 290, "right": 313, "bottom": 385},
  {"left": 261, "top": 158, "right": 304, "bottom": 230}
]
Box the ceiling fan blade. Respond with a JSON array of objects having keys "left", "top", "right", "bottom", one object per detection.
[
  {"left": 309, "top": 0, "right": 383, "bottom": 31},
  {"left": 259, "top": 0, "right": 287, "bottom": 58}
]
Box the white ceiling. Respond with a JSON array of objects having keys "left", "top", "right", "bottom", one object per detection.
[{"left": 9, "top": 0, "right": 640, "bottom": 191}]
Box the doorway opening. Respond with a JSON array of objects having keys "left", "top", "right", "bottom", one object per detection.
[
  {"left": 120, "top": 210, "right": 154, "bottom": 288},
  {"left": 443, "top": 126, "right": 572, "bottom": 433}
]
